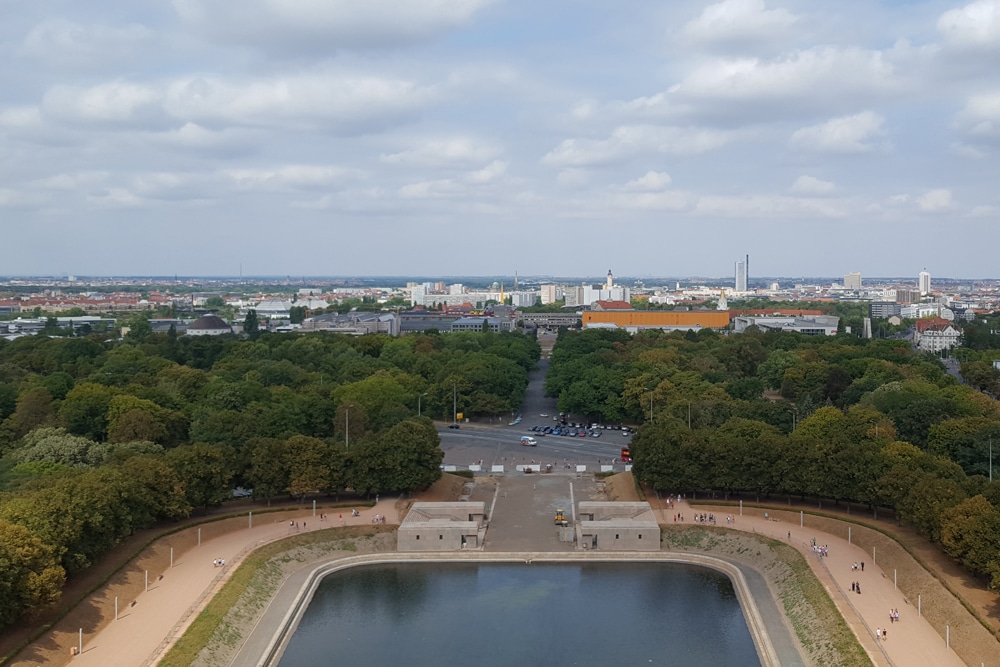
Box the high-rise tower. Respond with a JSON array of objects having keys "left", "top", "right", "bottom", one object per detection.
[
  {"left": 606, "top": 269, "right": 614, "bottom": 290},
  {"left": 919, "top": 269, "right": 931, "bottom": 296},
  {"left": 735, "top": 258, "right": 748, "bottom": 292}
]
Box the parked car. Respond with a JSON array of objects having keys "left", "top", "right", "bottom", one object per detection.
[{"left": 448, "top": 424, "right": 460, "bottom": 429}]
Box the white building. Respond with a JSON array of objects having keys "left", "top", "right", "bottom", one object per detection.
[
  {"left": 844, "top": 272, "right": 862, "bottom": 290},
  {"left": 919, "top": 269, "right": 931, "bottom": 296},
  {"left": 914, "top": 319, "right": 961, "bottom": 352},
  {"left": 449, "top": 284, "right": 464, "bottom": 295},
  {"left": 539, "top": 284, "right": 561, "bottom": 304},
  {"left": 735, "top": 258, "right": 748, "bottom": 292}
]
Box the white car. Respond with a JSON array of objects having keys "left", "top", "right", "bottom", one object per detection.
[{"left": 539, "top": 413, "right": 549, "bottom": 417}]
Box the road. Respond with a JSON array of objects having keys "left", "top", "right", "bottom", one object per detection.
[{"left": 436, "top": 352, "right": 633, "bottom": 470}]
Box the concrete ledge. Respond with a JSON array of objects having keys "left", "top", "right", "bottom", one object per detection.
[{"left": 244, "top": 551, "right": 781, "bottom": 667}]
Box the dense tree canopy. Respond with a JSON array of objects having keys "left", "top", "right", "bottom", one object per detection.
[
  {"left": 0, "top": 327, "right": 536, "bottom": 628},
  {"left": 552, "top": 326, "right": 1000, "bottom": 590}
]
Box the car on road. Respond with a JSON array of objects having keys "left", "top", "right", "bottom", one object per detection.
[
  {"left": 591, "top": 430, "right": 601, "bottom": 437},
  {"left": 539, "top": 413, "right": 549, "bottom": 417},
  {"left": 448, "top": 424, "right": 460, "bottom": 429}
]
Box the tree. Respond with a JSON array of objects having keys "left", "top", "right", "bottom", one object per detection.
[
  {"left": 349, "top": 418, "right": 442, "bottom": 495},
  {"left": 284, "top": 435, "right": 332, "bottom": 500},
  {"left": 166, "top": 444, "right": 235, "bottom": 510},
  {"left": 248, "top": 438, "right": 290, "bottom": 505},
  {"left": 14, "top": 386, "right": 55, "bottom": 435},
  {"left": 289, "top": 306, "right": 306, "bottom": 324},
  {"left": 244, "top": 309, "right": 260, "bottom": 337},
  {"left": 59, "top": 382, "right": 117, "bottom": 440},
  {"left": 205, "top": 296, "right": 226, "bottom": 309},
  {"left": 0, "top": 520, "right": 66, "bottom": 628}
]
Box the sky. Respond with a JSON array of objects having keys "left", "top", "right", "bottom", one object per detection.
[{"left": 1, "top": 0, "right": 998, "bottom": 280}]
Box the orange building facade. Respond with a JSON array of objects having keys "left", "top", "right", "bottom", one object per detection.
[{"left": 582, "top": 310, "right": 731, "bottom": 329}]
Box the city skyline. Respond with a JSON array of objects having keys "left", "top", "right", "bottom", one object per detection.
[{"left": 1, "top": 1, "right": 999, "bottom": 277}]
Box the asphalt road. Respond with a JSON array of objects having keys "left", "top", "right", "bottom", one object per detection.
[{"left": 437, "top": 355, "right": 633, "bottom": 470}]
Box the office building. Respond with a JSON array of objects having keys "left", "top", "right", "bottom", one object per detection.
[
  {"left": 844, "top": 272, "right": 862, "bottom": 290},
  {"left": 735, "top": 256, "right": 748, "bottom": 292},
  {"left": 919, "top": 269, "right": 931, "bottom": 296}
]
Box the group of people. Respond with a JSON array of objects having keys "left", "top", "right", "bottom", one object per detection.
[
  {"left": 888, "top": 608, "right": 900, "bottom": 623},
  {"left": 851, "top": 581, "right": 862, "bottom": 594},
  {"left": 875, "top": 626, "right": 888, "bottom": 641},
  {"left": 212, "top": 558, "right": 226, "bottom": 567},
  {"left": 851, "top": 561, "right": 866, "bottom": 572},
  {"left": 371, "top": 513, "right": 387, "bottom": 524}
]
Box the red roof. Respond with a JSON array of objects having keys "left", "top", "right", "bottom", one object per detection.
[
  {"left": 593, "top": 300, "right": 633, "bottom": 310},
  {"left": 916, "top": 317, "right": 957, "bottom": 332}
]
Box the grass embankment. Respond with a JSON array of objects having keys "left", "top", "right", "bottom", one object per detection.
[
  {"left": 663, "top": 526, "right": 871, "bottom": 667},
  {"left": 159, "top": 525, "right": 395, "bottom": 667}
]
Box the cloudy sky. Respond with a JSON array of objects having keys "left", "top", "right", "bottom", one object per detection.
[{"left": 1, "top": 0, "right": 998, "bottom": 279}]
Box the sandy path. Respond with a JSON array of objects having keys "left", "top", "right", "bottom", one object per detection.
[
  {"left": 657, "top": 500, "right": 966, "bottom": 667},
  {"left": 69, "top": 502, "right": 400, "bottom": 667}
]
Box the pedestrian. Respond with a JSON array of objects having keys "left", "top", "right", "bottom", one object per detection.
[
  {"left": 303, "top": 521, "right": 306, "bottom": 529},
  {"left": 857, "top": 583, "right": 861, "bottom": 594},
  {"left": 861, "top": 561, "right": 864, "bottom": 572},
  {"left": 339, "top": 513, "right": 343, "bottom": 521},
  {"left": 876, "top": 628, "right": 881, "bottom": 641},
  {"left": 882, "top": 627, "right": 887, "bottom": 641},
  {"left": 787, "top": 531, "right": 791, "bottom": 539},
  {"left": 851, "top": 581, "right": 855, "bottom": 592}
]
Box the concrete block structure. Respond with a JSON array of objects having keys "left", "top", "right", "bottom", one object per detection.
[
  {"left": 576, "top": 502, "right": 660, "bottom": 551},
  {"left": 398, "top": 502, "right": 486, "bottom": 551}
]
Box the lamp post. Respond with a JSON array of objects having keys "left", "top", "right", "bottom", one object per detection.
[
  {"left": 418, "top": 392, "right": 428, "bottom": 417},
  {"left": 788, "top": 409, "right": 797, "bottom": 432}
]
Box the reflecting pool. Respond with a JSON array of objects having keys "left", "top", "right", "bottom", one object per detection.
[{"left": 277, "top": 563, "right": 759, "bottom": 666}]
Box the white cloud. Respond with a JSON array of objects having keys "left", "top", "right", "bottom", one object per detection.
[
  {"left": 683, "top": 0, "right": 798, "bottom": 47},
  {"left": 916, "top": 188, "right": 953, "bottom": 211},
  {"left": 615, "top": 190, "right": 692, "bottom": 211},
  {"left": 163, "top": 72, "right": 432, "bottom": 133},
  {"left": 790, "top": 111, "right": 884, "bottom": 153},
  {"left": 21, "top": 20, "right": 152, "bottom": 66},
  {"left": 31, "top": 172, "right": 109, "bottom": 191},
  {"left": 542, "top": 125, "right": 734, "bottom": 167},
  {"left": 556, "top": 169, "right": 589, "bottom": 188},
  {"left": 381, "top": 137, "right": 501, "bottom": 166},
  {"left": 42, "top": 81, "right": 163, "bottom": 124},
  {"left": 970, "top": 204, "right": 998, "bottom": 217},
  {"left": 224, "top": 165, "right": 354, "bottom": 191},
  {"left": 670, "top": 47, "right": 897, "bottom": 103},
  {"left": 466, "top": 160, "right": 507, "bottom": 184},
  {"left": 399, "top": 179, "right": 463, "bottom": 199},
  {"left": 624, "top": 171, "right": 673, "bottom": 191},
  {"left": 937, "top": 0, "right": 1000, "bottom": 49},
  {"left": 695, "top": 194, "right": 848, "bottom": 218},
  {"left": 954, "top": 92, "right": 1000, "bottom": 141},
  {"left": 87, "top": 187, "right": 143, "bottom": 208},
  {"left": 0, "top": 106, "right": 43, "bottom": 128},
  {"left": 790, "top": 175, "right": 836, "bottom": 195},
  {"left": 173, "top": 0, "right": 493, "bottom": 50}
]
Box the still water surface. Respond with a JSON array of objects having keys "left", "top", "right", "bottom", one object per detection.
[{"left": 277, "top": 563, "right": 760, "bottom": 666}]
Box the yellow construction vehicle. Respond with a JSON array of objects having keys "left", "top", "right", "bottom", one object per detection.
[{"left": 554, "top": 509, "right": 568, "bottom": 526}]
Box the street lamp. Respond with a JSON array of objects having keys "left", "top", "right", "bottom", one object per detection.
[
  {"left": 788, "top": 409, "right": 797, "bottom": 432},
  {"left": 418, "top": 392, "right": 428, "bottom": 417}
]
